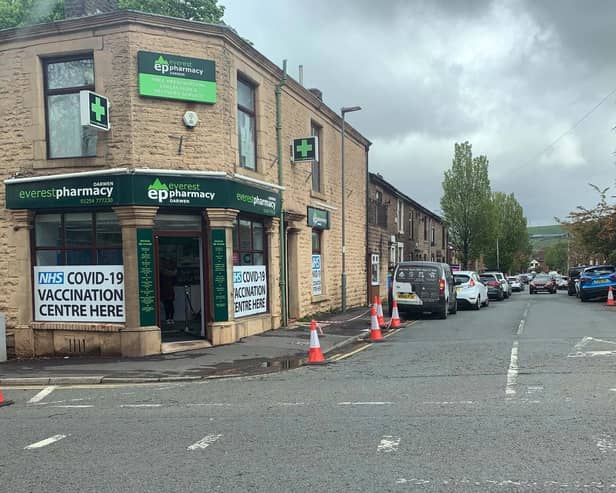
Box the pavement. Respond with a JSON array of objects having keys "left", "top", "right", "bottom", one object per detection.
[{"left": 0, "top": 306, "right": 397, "bottom": 386}]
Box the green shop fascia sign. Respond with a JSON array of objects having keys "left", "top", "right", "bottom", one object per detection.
[
  {"left": 6, "top": 173, "right": 280, "bottom": 216},
  {"left": 307, "top": 206, "right": 330, "bottom": 229},
  {"left": 138, "top": 51, "right": 216, "bottom": 104}
]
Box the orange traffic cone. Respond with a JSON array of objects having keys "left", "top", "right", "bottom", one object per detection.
[
  {"left": 368, "top": 305, "right": 384, "bottom": 342},
  {"left": 307, "top": 320, "right": 327, "bottom": 364},
  {"left": 607, "top": 286, "right": 615, "bottom": 306},
  {"left": 376, "top": 296, "right": 386, "bottom": 327},
  {"left": 390, "top": 299, "right": 401, "bottom": 328},
  {"left": 0, "top": 389, "right": 13, "bottom": 408}
]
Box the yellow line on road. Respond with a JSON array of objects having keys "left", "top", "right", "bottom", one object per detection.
[{"left": 330, "top": 322, "right": 414, "bottom": 362}]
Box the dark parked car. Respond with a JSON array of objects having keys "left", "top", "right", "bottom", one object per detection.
[
  {"left": 530, "top": 273, "right": 556, "bottom": 294},
  {"left": 579, "top": 264, "right": 616, "bottom": 302},
  {"left": 568, "top": 266, "right": 586, "bottom": 296},
  {"left": 479, "top": 273, "right": 505, "bottom": 300}
]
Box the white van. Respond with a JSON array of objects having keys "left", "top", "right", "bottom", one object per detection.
[{"left": 391, "top": 261, "right": 457, "bottom": 319}]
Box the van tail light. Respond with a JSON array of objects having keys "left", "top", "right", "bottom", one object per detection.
[
  {"left": 439, "top": 279, "right": 445, "bottom": 295},
  {"left": 488, "top": 281, "right": 500, "bottom": 288},
  {"left": 469, "top": 278, "right": 475, "bottom": 287}
]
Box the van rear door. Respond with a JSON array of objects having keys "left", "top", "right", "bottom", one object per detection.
[{"left": 394, "top": 264, "right": 441, "bottom": 304}]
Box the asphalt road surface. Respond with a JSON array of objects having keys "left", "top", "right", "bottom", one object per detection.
[{"left": 3, "top": 290, "right": 616, "bottom": 492}]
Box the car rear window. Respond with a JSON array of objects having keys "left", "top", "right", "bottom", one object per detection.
[
  {"left": 396, "top": 265, "right": 439, "bottom": 281},
  {"left": 584, "top": 266, "right": 615, "bottom": 276},
  {"left": 535, "top": 274, "right": 550, "bottom": 280},
  {"left": 507, "top": 277, "right": 517, "bottom": 282},
  {"left": 454, "top": 274, "right": 470, "bottom": 284},
  {"left": 480, "top": 275, "right": 496, "bottom": 282}
]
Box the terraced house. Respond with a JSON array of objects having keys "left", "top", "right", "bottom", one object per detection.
[
  {"left": 0, "top": 2, "right": 370, "bottom": 358},
  {"left": 367, "top": 172, "right": 449, "bottom": 302}
]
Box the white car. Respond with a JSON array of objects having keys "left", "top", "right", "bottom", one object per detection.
[
  {"left": 507, "top": 276, "right": 522, "bottom": 292},
  {"left": 453, "top": 270, "right": 489, "bottom": 310}
]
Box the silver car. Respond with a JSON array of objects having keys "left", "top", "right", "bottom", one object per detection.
[{"left": 483, "top": 271, "right": 512, "bottom": 298}]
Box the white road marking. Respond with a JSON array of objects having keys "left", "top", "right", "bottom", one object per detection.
[
  {"left": 28, "top": 386, "right": 57, "bottom": 404},
  {"left": 186, "top": 403, "right": 232, "bottom": 407},
  {"left": 377, "top": 435, "right": 400, "bottom": 452},
  {"left": 120, "top": 404, "right": 162, "bottom": 408},
  {"left": 395, "top": 477, "right": 616, "bottom": 488},
  {"left": 187, "top": 434, "right": 222, "bottom": 451},
  {"left": 505, "top": 340, "right": 519, "bottom": 398},
  {"left": 274, "top": 402, "right": 306, "bottom": 406},
  {"left": 597, "top": 434, "right": 616, "bottom": 453},
  {"left": 50, "top": 405, "right": 94, "bottom": 408},
  {"left": 33, "top": 398, "right": 90, "bottom": 406},
  {"left": 570, "top": 337, "right": 616, "bottom": 357},
  {"left": 516, "top": 319, "right": 525, "bottom": 336},
  {"left": 338, "top": 401, "right": 393, "bottom": 406},
  {"left": 526, "top": 385, "right": 543, "bottom": 394},
  {"left": 24, "top": 434, "right": 67, "bottom": 450},
  {"left": 422, "top": 401, "right": 474, "bottom": 405},
  {"left": 569, "top": 350, "right": 616, "bottom": 358}
]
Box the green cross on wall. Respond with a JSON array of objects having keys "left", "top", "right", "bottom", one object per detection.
[
  {"left": 296, "top": 139, "right": 313, "bottom": 158},
  {"left": 91, "top": 97, "right": 106, "bottom": 122}
]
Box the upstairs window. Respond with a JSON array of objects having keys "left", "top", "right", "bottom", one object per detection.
[
  {"left": 311, "top": 122, "right": 322, "bottom": 192},
  {"left": 396, "top": 199, "right": 404, "bottom": 234},
  {"left": 431, "top": 226, "right": 436, "bottom": 246},
  {"left": 237, "top": 77, "right": 257, "bottom": 170},
  {"left": 44, "top": 55, "right": 97, "bottom": 159}
]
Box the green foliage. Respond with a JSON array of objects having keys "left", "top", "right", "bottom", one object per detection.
[
  {"left": 0, "top": 0, "right": 224, "bottom": 30},
  {"left": 441, "top": 142, "right": 493, "bottom": 269},
  {"left": 118, "top": 0, "right": 224, "bottom": 22},
  {"left": 484, "top": 192, "right": 530, "bottom": 274},
  {"left": 544, "top": 241, "right": 568, "bottom": 273},
  {"left": 0, "top": 0, "right": 63, "bottom": 30}
]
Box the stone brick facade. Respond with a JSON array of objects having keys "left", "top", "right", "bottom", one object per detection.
[
  {"left": 0, "top": 11, "right": 370, "bottom": 357},
  {"left": 367, "top": 172, "right": 449, "bottom": 302}
]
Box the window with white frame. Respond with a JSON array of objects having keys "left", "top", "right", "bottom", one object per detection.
[
  {"left": 431, "top": 226, "right": 436, "bottom": 246},
  {"left": 396, "top": 199, "right": 404, "bottom": 233},
  {"left": 237, "top": 77, "right": 257, "bottom": 170},
  {"left": 408, "top": 211, "right": 414, "bottom": 239},
  {"left": 397, "top": 242, "right": 404, "bottom": 263},
  {"left": 390, "top": 242, "right": 396, "bottom": 265}
]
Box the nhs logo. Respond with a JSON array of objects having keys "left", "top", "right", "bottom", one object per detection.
[
  {"left": 38, "top": 272, "right": 64, "bottom": 284},
  {"left": 233, "top": 271, "right": 242, "bottom": 284}
]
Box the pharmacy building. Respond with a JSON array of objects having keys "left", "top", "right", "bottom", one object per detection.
[{"left": 0, "top": 9, "right": 370, "bottom": 358}]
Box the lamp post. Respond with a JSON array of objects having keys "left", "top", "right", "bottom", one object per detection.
[{"left": 341, "top": 105, "right": 361, "bottom": 312}]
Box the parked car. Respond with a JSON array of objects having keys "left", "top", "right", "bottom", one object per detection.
[
  {"left": 454, "top": 271, "right": 489, "bottom": 310},
  {"left": 568, "top": 266, "right": 586, "bottom": 296},
  {"left": 529, "top": 273, "right": 556, "bottom": 294},
  {"left": 519, "top": 274, "right": 530, "bottom": 284},
  {"left": 556, "top": 275, "right": 568, "bottom": 290},
  {"left": 391, "top": 261, "right": 457, "bottom": 319},
  {"left": 479, "top": 273, "right": 505, "bottom": 301},
  {"left": 507, "top": 276, "right": 522, "bottom": 292},
  {"left": 579, "top": 264, "right": 616, "bottom": 302},
  {"left": 483, "top": 271, "right": 511, "bottom": 298}
]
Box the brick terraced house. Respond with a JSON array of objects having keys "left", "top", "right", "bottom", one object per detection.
[
  {"left": 0, "top": 5, "right": 370, "bottom": 358},
  {"left": 367, "top": 172, "right": 449, "bottom": 303}
]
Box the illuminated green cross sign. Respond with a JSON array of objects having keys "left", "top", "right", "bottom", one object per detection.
[
  {"left": 292, "top": 136, "right": 318, "bottom": 162},
  {"left": 80, "top": 90, "right": 110, "bottom": 131}
]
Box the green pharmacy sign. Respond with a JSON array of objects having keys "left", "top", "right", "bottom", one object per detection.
[
  {"left": 138, "top": 51, "right": 217, "bottom": 104},
  {"left": 307, "top": 206, "right": 330, "bottom": 229},
  {"left": 292, "top": 136, "right": 318, "bottom": 162},
  {"left": 80, "top": 90, "right": 110, "bottom": 131}
]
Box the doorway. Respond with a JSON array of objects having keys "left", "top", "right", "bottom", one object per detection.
[{"left": 155, "top": 234, "right": 205, "bottom": 342}]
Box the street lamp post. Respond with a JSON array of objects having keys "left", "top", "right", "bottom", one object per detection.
[{"left": 341, "top": 105, "right": 361, "bottom": 312}]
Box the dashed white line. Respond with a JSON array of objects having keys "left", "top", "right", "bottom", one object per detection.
[
  {"left": 422, "top": 401, "right": 474, "bottom": 405},
  {"left": 377, "top": 435, "right": 400, "bottom": 452},
  {"left": 516, "top": 319, "right": 525, "bottom": 336},
  {"left": 50, "top": 405, "right": 94, "bottom": 408},
  {"left": 338, "top": 401, "right": 393, "bottom": 406},
  {"left": 28, "top": 386, "right": 57, "bottom": 404},
  {"left": 120, "top": 404, "right": 163, "bottom": 408},
  {"left": 597, "top": 434, "right": 616, "bottom": 453},
  {"left": 505, "top": 341, "right": 519, "bottom": 398},
  {"left": 24, "top": 434, "right": 67, "bottom": 450},
  {"left": 187, "top": 434, "right": 222, "bottom": 451}
]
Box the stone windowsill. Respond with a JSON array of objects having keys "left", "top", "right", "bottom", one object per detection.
[
  {"left": 311, "top": 295, "right": 330, "bottom": 303},
  {"left": 30, "top": 322, "right": 124, "bottom": 333}
]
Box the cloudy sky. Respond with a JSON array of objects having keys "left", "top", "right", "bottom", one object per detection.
[{"left": 224, "top": 0, "right": 616, "bottom": 226}]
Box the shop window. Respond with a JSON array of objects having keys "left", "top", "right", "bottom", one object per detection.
[
  {"left": 43, "top": 54, "right": 97, "bottom": 159},
  {"left": 311, "top": 122, "right": 322, "bottom": 192},
  {"left": 233, "top": 217, "right": 266, "bottom": 265},
  {"left": 237, "top": 77, "right": 257, "bottom": 170},
  {"left": 34, "top": 212, "right": 122, "bottom": 266},
  {"left": 312, "top": 230, "right": 323, "bottom": 295}
]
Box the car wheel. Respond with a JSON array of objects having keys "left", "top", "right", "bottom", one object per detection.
[
  {"left": 451, "top": 299, "right": 457, "bottom": 314},
  {"left": 580, "top": 293, "right": 586, "bottom": 302},
  {"left": 474, "top": 297, "right": 481, "bottom": 310},
  {"left": 498, "top": 291, "right": 504, "bottom": 301},
  {"left": 484, "top": 297, "right": 489, "bottom": 307},
  {"left": 439, "top": 301, "right": 448, "bottom": 319}
]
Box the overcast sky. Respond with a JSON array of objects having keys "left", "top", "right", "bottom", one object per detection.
[{"left": 224, "top": 0, "right": 616, "bottom": 226}]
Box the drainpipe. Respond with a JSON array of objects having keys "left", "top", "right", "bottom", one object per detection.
[{"left": 276, "top": 60, "right": 288, "bottom": 327}]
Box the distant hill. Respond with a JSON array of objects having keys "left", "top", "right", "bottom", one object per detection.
[{"left": 528, "top": 224, "right": 567, "bottom": 256}]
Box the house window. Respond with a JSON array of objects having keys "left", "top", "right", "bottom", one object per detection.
[
  {"left": 232, "top": 217, "right": 265, "bottom": 265},
  {"left": 312, "top": 230, "right": 323, "bottom": 295},
  {"left": 311, "top": 122, "right": 322, "bottom": 192},
  {"left": 396, "top": 199, "right": 404, "bottom": 234},
  {"left": 34, "top": 212, "right": 122, "bottom": 266},
  {"left": 431, "top": 226, "right": 436, "bottom": 246},
  {"left": 390, "top": 242, "right": 396, "bottom": 265},
  {"left": 442, "top": 226, "right": 446, "bottom": 249},
  {"left": 423, "top": 216, "right": 428, "bottom": 240},
  {"left": 409, "top": 212, "right": 414, "bottom": 240},
  {"left": 43, "top": 54, "right": 97, "bottom": 159},
  {"left": 370, "top": 253, "right": 379, "bottom": 286},
  {"left": 237, "top": 77, "right": 257, "bottom": 170},
  {"left": 397, "top": 242, "right": 404, "bottom": 263}
]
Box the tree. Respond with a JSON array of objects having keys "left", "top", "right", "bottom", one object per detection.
[
  {"left": 441, "top": 142, "right": 493, "bottom": 269},
  {"left": 0, "top": 0, "right": 224, "bottom": 30},
  {"left": 484, "top": 192, "right": 530, "bottom": 274},
  {"left": 544, "top": 241, "right": 568, "bottom": 273}
]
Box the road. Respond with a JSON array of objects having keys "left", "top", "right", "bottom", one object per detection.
[{"left": 3, "top": 290, "right": 616, "bottom": 491}]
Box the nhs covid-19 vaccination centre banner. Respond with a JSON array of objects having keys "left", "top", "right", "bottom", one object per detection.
[
  {"left": 34, "top": 266, "right": 125, "bottom": 323},
  {"left": 233, "top": 265, "right": 267, "bottom": 318}
]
